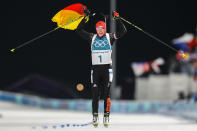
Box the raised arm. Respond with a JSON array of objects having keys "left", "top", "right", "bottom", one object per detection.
[
  {"left": 114, "top": 18, "right": 127, "bottom": 39},
  {"left": 76, "top": 17, "right": 94, "bottom": 42},
  {"left": 110, "top": 12, "right": 127, "bottom": 44}
]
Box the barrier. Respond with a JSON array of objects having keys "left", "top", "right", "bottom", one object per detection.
[{"left": 0, "top": 91, "right": 197, "bottom": 122}]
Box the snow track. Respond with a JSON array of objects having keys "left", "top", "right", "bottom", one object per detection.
[{"left": 0, "top": 101, "right": 197, "bottom": 131}]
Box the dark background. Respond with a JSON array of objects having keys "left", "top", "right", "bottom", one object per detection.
[{"left": 1, "top": 0, "right": 196, "bottom": 98}]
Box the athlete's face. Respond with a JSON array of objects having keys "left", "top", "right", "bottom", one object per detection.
[{"left": 96, "top": 27, "right": 105, "bottom": 37}]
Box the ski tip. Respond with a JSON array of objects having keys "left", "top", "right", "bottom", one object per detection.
[
  {"left": 104, "top": 123, "right": 109, "bottom": 127},
  {"left": 93, "top": 123, "right": 98, "bottom": 128}
]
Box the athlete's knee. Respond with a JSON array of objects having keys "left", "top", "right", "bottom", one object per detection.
[
  {"left": 92, "top": 83, "right": 99, "bottom": 88},
  {"left": 103, "top": 82, "right": 111, "bottom": 97},
  {"left": 92, "top": 83, "right": 100, "bottom": 99}
]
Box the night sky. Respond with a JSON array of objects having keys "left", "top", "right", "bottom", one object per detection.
[{"left": 1, "top": 0, "right": 197, "bottom": 92}]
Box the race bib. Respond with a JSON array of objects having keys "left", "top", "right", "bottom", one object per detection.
[
  {"left": 92, "top": 50, "right": 112, "bottom": 65},
  {"left": 91, "top": 34, "right": 112, "bottom": 65}
]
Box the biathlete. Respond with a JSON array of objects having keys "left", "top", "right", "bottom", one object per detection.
[{"left": 76, "top": 11, "right": 127, "bottom": 127}]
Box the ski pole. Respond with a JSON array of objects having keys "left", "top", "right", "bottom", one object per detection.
[
  {"left": 10, "top": 16, "right": 84, "bottom": 53},
  {"left": 119, "top": 16, "right": 186, "bottom": 57}
]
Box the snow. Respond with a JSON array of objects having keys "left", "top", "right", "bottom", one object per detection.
[{"left": 0, "top": 101, "right": 197, "bottom": 131}]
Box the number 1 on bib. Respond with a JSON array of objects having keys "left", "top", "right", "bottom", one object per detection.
[{"left": 98, "top": 55, "right": 102, "bottom": 63}]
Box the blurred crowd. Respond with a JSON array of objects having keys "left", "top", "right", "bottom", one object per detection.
[
  {"left": 130, "top": 25, "right": 197, "bottom": 101},
  {"left": 171, "top": 26, "right": 197, "bottom": 102}
]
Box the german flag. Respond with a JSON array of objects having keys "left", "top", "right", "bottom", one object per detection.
[{"left": 52, "top": 3, "right": 88, "bottom": 30}]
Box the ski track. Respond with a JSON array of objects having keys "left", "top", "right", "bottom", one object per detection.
[{"left": 0, "top": 101, "right": 197, "bottom": 131}]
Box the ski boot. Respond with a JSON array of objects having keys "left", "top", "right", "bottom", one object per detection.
[
  {"left": 103, "top": 113, "right": 109, "bottom": 127},
  {"left": 92, "top": 113, "right": 99, "bottom": 127}
]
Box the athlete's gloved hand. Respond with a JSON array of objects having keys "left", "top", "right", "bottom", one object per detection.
[
  {"left": 85, "top": 9, "right": 90, "bottom": 16},
  {"left": 82, "top": 7, "right": 90, "bottom": 21},
  {"left": 82, "top": 5, "right": 90, "bottom": 16},
  {"left": 113, "top": 11, "right": 120, "bottom": 19},
  {"left": 83, "top": 7, "right": 96, "bottom": 20},
  {"left": 83, "top": 9, "right": 90, "bottom": 16}
]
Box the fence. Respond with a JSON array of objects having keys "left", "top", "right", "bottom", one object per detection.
[{"left": 0, "top": 90, "right": 197, "bottom": 122}]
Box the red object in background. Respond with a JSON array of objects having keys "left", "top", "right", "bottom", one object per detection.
[
  {"left": 176, "top": 51, "right": 189, "bottom": 61},
  {"left": 176, "top": 52, "right": 183, "bottom": 60},
  {"left": 144, "top": 63, "right": 151, "bottom": 72},
  {"left": 188, "top": 38, "right": 197, "bottom": 50}
]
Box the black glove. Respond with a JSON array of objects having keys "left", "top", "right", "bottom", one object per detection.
[{"left": 82, "top": 6, "right": 90, "bottom": 16}]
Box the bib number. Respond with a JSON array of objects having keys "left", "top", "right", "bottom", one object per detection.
[{"left": 98, "top": 55, "right": 102, "bottom": 63}]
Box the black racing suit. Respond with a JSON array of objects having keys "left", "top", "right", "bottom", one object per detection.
[{"left": 76, "top": 17, "right": 127, "bottom": 115}]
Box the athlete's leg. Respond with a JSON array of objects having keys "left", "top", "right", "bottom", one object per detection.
[
  {"left": 103, "top": 68, "right": 113, "bottom": 115},
  {"left": 102, "top": 68, "right": 112, "bottom": 127},
  {"left": 91, "top": 69, "right": 100, "bottom": 115},
  {"left": 103, "top": 82, "right": 111, "bottom": 115},
  {"left": 91, "top": 67, "right": 102, "bottom": 127},
  {"left": 92, "top": 83, "right": 99, "bottom": 114}
]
